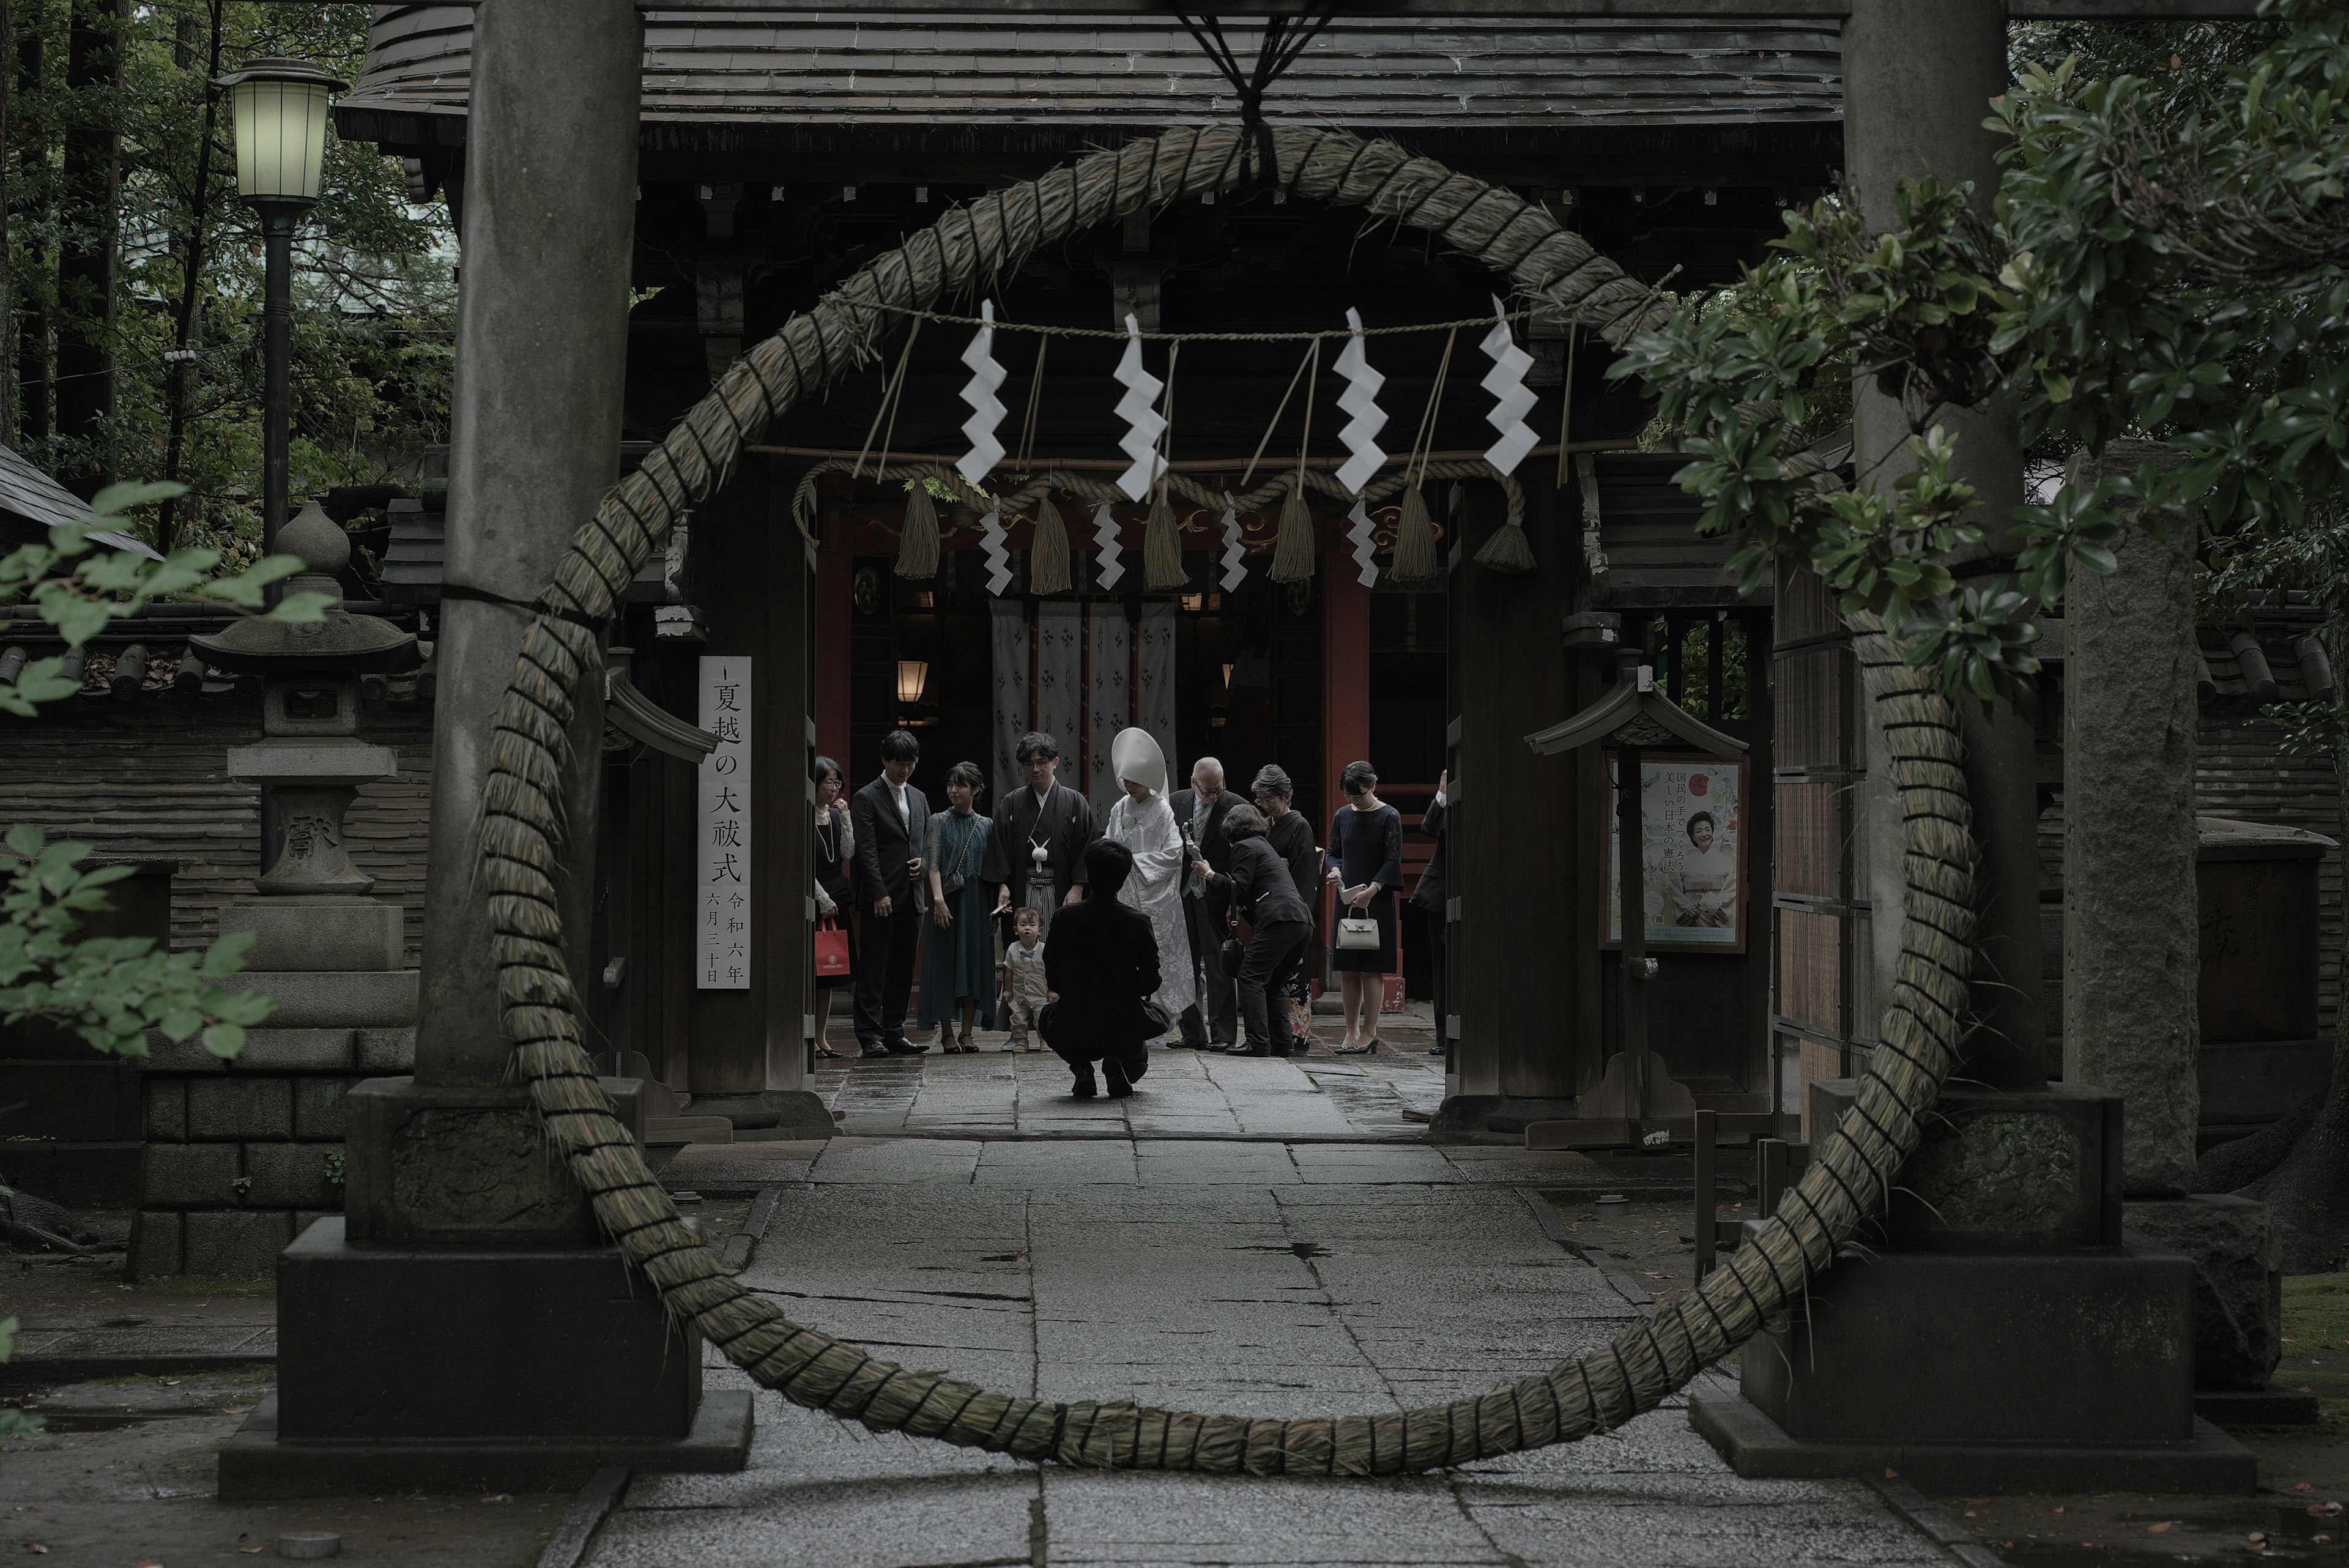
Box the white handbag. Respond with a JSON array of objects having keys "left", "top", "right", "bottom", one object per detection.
[{"left": 1336, "top": 904, "right": 1381, "bottom": 951}]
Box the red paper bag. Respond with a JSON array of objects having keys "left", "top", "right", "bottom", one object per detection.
[{"left": 814, "top": 917, "right": 852, "bottom": 979}]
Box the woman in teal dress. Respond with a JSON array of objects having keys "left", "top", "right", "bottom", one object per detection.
[{"left": 919, "top": 761, "right": 998, "bottom": 1051}]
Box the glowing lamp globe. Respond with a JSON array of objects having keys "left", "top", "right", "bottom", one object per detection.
[{"left": 217, "top": 57, "right": 348, "bottom": 208}]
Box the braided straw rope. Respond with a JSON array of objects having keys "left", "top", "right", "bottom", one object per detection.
[
  {"left": 481, "top": 125, "right": 1978, "bottom": 1473},
  {"left": 787, "top": 456, "right": 1526, "bottom": 546}
]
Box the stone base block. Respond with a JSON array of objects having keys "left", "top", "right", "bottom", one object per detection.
[
  {"left": 217, "top": 970, "right": 418, "bottom": 1028},
  {"left": 217, "top": 1391, "right": 752, "bottom": 1501},
  {"left": 2124, "top": 1194, "right": 2283, "bottom": 1392},
  {"left": 689, "top": 1089, "right": 833, "bottom": 1137},
  {"left": 216, "top": 1216, "right": 749, "bottom": 1499},
  {"left": 342, "top": 1077, "right": 645, "bottom": 1246},
  {"left": 218, "top": 898, "right": 406, "bottom": 973},
  {"left": 1690, "top": 1393, "right": 2256, "bottom": 1495},
  {"left": 2196, "top": 1384, "right": 2320, "bottom": 1426},
  {"left": 1740, "top": 1244, "right": 2196, "bottom": 1446},
  {"left": 1809, "top": 1079, "right": 2120, "bottom": 1250}
]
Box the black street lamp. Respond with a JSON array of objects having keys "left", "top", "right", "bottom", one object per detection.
[{"left": 215, "top": 56, "right": 346, "bottom": 564}]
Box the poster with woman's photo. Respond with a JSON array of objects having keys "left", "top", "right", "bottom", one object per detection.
[{"left": 1603, "top": 754, "right": 1747, "bottom": 953}]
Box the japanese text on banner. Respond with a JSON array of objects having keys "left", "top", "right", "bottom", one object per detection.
[{"left": 697, "top": 657, "right": 752, "bottom": 989}]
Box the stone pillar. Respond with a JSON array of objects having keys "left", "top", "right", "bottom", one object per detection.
[
  {"left": 2063, "top": 442, "right": 2199, "bottom": 1195},
  {"left": 1844, "top": 0, "right": 2044, "bottom": 1087},
  {"left": 1690, "top": 4, "right": 2252, "bottom": 1492},
  {"left": 2063, "top": 441, "right": 2285, "bottom": 1400},
  {"left": 218, "top": 4, "right": 752, "bottom": 1498},
  {"left": 412, "top": 0, "right": 642, "bottom": 1087}
]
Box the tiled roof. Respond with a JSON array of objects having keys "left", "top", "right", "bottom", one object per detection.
[{"left": 344, "top": 7, "right": 1841, "bottom": 131}]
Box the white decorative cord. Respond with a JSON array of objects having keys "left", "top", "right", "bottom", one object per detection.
[
  {"left": 956, "top": 300, "right": 1008, "bottom": 486},
  {"left": 1093, "top": 500, "right": 1126, "bottom": 590},
  {"left": 1345, "top": 496, "right": 1379, "bottom": 588},
  {"left": 980, "top": 503, "right": 1014, "bottom": 595},
  {"left": 1113, "top": 313, "right": 1170, "bottom": 502},
  {"left": 1332, "top": 307, "right": 1389, "bottom": 496},
  {"left": 1479, "top": 295, "right": 1539, "bottom": 477}
]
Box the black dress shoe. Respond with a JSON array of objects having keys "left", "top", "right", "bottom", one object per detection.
[
  {"left": 1234, "top": 1044, "right": 1274, "bottom": 1057},
  {"left": 814, "top": 1046, "right": 844, "bottom": 1060},
  {"left": 1071, "top": 1072, "right": 1099, "bottom": 1099},
  {"left": 885, "top": 1038, "right": 929, "bottom": 1055},
  {"left": 858, "top": 1046, "right": 891, "bottom": 1060},
  {"left": 1104, "top": 1057, "right": 1134, "bottom": 1098}
]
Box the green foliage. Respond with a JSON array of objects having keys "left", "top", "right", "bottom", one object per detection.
[
  {"left": 0, "top": 480, "right": 333, "bottom": 716},
  {"left": 0, "top": 1315, "right": 43, "bottom": 1443},
  {"left": 1612, "top": 0, "right": 2349, "bottom": 713},
  {"left": 0, "top": 823, "right": 276, "bottom": 1058},
  {"left": 10, "top": 1, "right": 455, "bottom": 554}
]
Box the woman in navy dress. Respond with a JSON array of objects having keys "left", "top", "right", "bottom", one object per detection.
[
  {"left": 1324, "top": 759, "right": 1402, "bottom": 1054},
  {"left": 919, "top": 762, "right": 998, "bottom": 1051}
]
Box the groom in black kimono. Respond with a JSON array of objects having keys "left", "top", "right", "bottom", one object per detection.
[{"left": 985, "top": 730, "right": 1099, "bottom": 935}]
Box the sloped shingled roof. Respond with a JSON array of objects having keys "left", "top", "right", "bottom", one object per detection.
[{"left": 344, "top": 6, "right": 1841, "bottom": 130}]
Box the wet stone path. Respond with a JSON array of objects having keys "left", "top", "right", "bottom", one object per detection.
[{"left": 633, "top": 1112, "right": 1951, "bottom": 1568}]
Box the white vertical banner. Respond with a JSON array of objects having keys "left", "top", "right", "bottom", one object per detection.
[{"left": 697, "top": 656, "right": 752, "bottom": 990}]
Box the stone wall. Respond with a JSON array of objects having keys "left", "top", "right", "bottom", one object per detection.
[{"left": 129, "top": 1018, "right": 417, "bottom": 1279}]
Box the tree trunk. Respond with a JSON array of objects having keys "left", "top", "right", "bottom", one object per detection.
[
  {"left": 13, "top": 7, "right": 49, "bottom": 448},
  {"left": 53, "top": 0, "right": 119, "bottom": 495},
  {"left": 153, "top": 0, "right": 223, "bottom": 557}
]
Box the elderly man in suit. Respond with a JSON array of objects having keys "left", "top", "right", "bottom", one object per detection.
[
  {"left": 1168, "top": 756, "right": 1239, "bottom": 1050},
  {"left": 1042, "top": 839, "right": 1160, "bottom": 1099},
  {"left": 985, "top": 730, "right": 1097, "bottom": 937},
  {"left": 850, "top": 729, "right": 930, "bottom": 1058}
]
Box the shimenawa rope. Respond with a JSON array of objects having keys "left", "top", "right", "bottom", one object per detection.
[{"left": 481, "top": 124, "right": 1978, "bottom": 1474}]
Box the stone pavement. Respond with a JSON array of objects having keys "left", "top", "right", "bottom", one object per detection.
[
  {"left": 809, "top": 1041, "right": 1447, "bottom": 1143},
  {"left": 619, "top": 1134, "right": 1951, "bottom": 1568}
]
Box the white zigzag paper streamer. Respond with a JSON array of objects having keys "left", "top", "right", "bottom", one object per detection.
[
  {"left": 1112, "top": 314, "right": 1168, "bottom": 502},
  {"left": 979, "top": 504, "right": 1012, "bottom": 596},
  {"left": 1479, "top": 295, "right": 1540, "bottom": 477},
  {"left": 955, "top": 300, "right": 1007, "bottom": 486},
  {"left": 1217, "top": 499, "right": 1246, "bottom": 592},
  {"left": 1092, "top": 501, "right": 1125, "bottom": 591},
  {"left": 1332, "top": 307, "right": 1389, "bottom": 496},
  {"left": 1346, "top": 497, "right": 1379, "bottom": 589}
]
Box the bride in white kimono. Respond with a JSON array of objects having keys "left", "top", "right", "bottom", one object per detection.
[{"left": 1104, "top": 728, "right": 1197, "bottom": 1028}]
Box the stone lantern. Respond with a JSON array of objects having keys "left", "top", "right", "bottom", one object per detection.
[
  {"left": 195, "top": 500, "right": 418, "bottom": 918},
  {"left": 128, "top": 503, "right": 423, "bottom": 1281}
]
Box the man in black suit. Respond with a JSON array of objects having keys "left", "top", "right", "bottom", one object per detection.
[
  {"left": 850, "top": 729, "right": 930, "bottom": 1058},
  {"left": 984, "top": 730, "right": 1097, "bottom": 937},
  {"left": 1252, "top": 764, "right": 1323, "bottom": 1038},
  {"left": 1412, "top": 769, "right": 1450, "bottom": 1060},
  {"left": 1041, "top": 840, "right": 1159, "bottom": 1099},
  {"left": 1168, "top": 756, "right": 1239, "bottom": 1049}
]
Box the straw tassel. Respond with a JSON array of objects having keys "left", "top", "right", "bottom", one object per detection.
[
  {"left": 1029, "top": 492, "right": 1072, "bottom": 594},
  {"left": 896, "top": 478, "right": 941, "bottom": 579},
  {"left": 1145, "top": 485, "right": 1186, "bottom": 592},
  {"left": 1271, "top": 478, "right": 1316, "bottom": 582},
  {"left": 1389, "top": 483, "right": 1439, "bottom": 583},
  {"left": 1472, "top": 505, "right": 1537, "bottom": 573}
]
